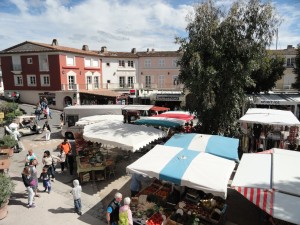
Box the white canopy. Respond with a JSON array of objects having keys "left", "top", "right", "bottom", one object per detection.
[
  {"left": 127, "top": 144, "right": 236, "bottom": 198},
  {"left": 239, "top": 108, "right": 300, "bottom": 125},
  {"left": 75, "top": 115, "right": 123, "bottom": 126},
  {"left": 83, "top": 120, "right": 167, "bottom": 152},
  {"left": 231, "top": 149, "right": 300, "bottom": 224}
]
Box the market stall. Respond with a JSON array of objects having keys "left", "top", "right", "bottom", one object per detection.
[
  {"left": 231, "top": 148, "right": 300, "bottom": 224},
  {"left": 82, "top": 120, "right": 167, "bottom": 152},
  {"left": 239, "top": 108, "right": 300, "bottom": 152},
  {"left": 152, "top": 111, "right": 195, "bottom": 122},
  {"left": 127, "top": 133, "right": 239, "bottom": 225},
  {"left": 75, "top": 115, "right": 123, "bottom": 126},
  {"left": 134, "top": 117, "right": 186, "bottom": 128}
]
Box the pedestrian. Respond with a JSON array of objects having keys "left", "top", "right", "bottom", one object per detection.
[
  {"left": 42, "top": 150, "right": 60, "bottom": 181},
  {"left": 42, "top": 120, "right": 51, "bottom": 141},
  {"left": 71, "top": 179, "right": 82, "bottom": 215},
  {"left": 25, "top": 149, "right": 38, "bottom": 166},
  {"left": 39, "top": 167, "right": 51, "bottom": 194},
  {"left": 119, "top": 197, "right": 133, "bottom": 225},
  {"left": 60, "top": 113, "right": 64, "bottom": 128},
  {"left": 59, "top": 138, "right": 73, "bottom": 174},
  {"left": 28, "top": 159, "right": 40, "bottom": 197},
  {"left": 44, "top": 105, "right": 49, "bottom": 119},
  {"left": 106, "top": 192, "right": 122, "bottom": 225},
  {"left": 57, "top": 149, "right": 66, "bottom": 173},
  {"left": 22, "top": 166, "right": 36, "bottom": 208},
  {"left": 130, "top": 173, "right": 143, "bottom": 197},
  {"left": 35, "top": 102, "right": 42, "bottom": 121}
]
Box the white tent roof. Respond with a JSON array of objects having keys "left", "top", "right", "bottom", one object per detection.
[
  {"left": 75, "top": 115, "right": 123, "bottom": 126},
  {"left": 231, "top": 149, "right": 300, "bottom": 224},
  {"left": 239, "top": 108, "right": 300, "bottom": 125},
  {"left": 83, "top": 120, "right": 167, "bottom": 152},
  {"left": 127, "top": 144, "right": 236, "bottom": 198}
]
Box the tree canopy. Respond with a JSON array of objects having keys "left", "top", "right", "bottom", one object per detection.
[
  {"left": 292, "top": 44, "right": 300, "bottom": 90},
  {"left": 176, "top": 0, "right": 280, "bottom": 136}
]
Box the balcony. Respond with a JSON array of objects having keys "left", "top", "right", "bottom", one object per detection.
[
  {"left": 102, "top": 82, "right": 140, "bottom": 90},
  {"left": 61, "top": 83, "right": 78, "bottom": 91}
]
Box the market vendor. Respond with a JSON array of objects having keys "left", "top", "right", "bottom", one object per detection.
[
  {"left": 130, "top": 173, "right": 143, "bottom": 197},
  {"left": 106, "top": 192, "right": 122, "bottom": 225}
]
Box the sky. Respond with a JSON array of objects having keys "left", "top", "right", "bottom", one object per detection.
[{"left": 0, "top": 0, "right": 299, "bottom": 52}]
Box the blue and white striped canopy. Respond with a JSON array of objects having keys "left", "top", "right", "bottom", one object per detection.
[{"left": 164, "top": 133, "right": 239, "bottom": 161}]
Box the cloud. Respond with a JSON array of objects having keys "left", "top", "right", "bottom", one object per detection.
[{"left": 0, "top": 0, "right": 299, "bottom": 52}]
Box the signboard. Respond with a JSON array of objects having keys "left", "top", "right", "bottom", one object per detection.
[{"left": 156, "top": 94, "right": 180, "bottom": 101}]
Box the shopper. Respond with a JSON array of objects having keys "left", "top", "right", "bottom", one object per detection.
[
  {"left": 119, "top": 197, "right": 133, "bottom": 225},
  {"left": 106, "top": 192, "right": 122, "bottom": 225},
  {"left": 57, "top": 149, "right": 66, "bottom": 173},
  {"left": 22, "top": 166, "right": 36, "bottom": 208},
  {"left": 59, "top": 138, "right": 74, "bottom": 174},
  {"left": 42, "top": 120, "right": 51, "bottom": 141},
  {"left": 25, "top": 149, "right": 38, "bottom": 166},
  {"left": 71, "top": 179, "right": 82, "bottom": 215},
  {"left": 28, "top": 159, "right": 40, "bottom": 197},
  {"left": 42, "top": 150, "right": 60, "bottom": 180},
  {"left": 130, "top": 173, "right": 143, "bottom": 197},
  {"left": 39, "top": 167, "right": 51, "bottom": 193}
]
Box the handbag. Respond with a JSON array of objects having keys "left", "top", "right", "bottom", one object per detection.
[{"left": 29, "top": 178, "right": 37, "bottom": 187}]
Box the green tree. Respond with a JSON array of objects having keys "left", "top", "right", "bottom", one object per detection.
[
  {"left": 246, "top": 54, "right": 285, "bottom": 93},
  {"left": 292, "top": 44, "right": 300, "bottom": 90},
  {"left": 176, "top": 0, "right": 280, "bottom": 136}
]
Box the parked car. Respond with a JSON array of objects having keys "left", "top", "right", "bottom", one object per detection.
[{"left": 12, "top": 115, "right": 43, "bottom": 137}]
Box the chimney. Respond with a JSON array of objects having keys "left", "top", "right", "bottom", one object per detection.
[
  {"left": 152, "top": 48, "right": 155, "bottom": 52},
  {"left": 287, "top": 45, "right": 294, "bottom": 49},
  {"left": 147, "top": 48, "right": 149, "bottom": 52},
  {"left": 101, "top": 46, "right": 107, "bottom": 53},
  {"left": 82, "top": 45, "right": 89, "bottom": 51},
  {"left": 131, "top": 48, "right": 136, "bottom": 53},
  {"left": 51, "top": 39, "right": 58, "bottom": 46}
]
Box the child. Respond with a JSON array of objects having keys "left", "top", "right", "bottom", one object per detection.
[
  {"left": 57, "top": 149, "right": 66, "bottom": 173},
  {"left": 39, "top": 167, "right": 51, "bottom": 193},
  {"left": 71, "top": 179, "right": 82, "bottom": 215}
]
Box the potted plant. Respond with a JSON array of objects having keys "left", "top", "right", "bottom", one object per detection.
[
  {"left": 0, "top": 173, "right": 15, "bottom": 220},
  {"left": 0, "top": 136, "right": 18, "bottom": 156}
]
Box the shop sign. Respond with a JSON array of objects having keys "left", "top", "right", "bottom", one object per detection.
[
  {"left": 258, "top": 100, "right": 281, "bottom": 105},
  {"left": 156, "top": 94, "right": 180, "bottom": 101}
]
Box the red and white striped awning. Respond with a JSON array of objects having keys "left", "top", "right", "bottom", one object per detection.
[
  {"left": 231, "top": 149, "right": 300, "bottom": 224},
  {"left": 232, "top": 187, "right": 274, "bottom": 215}
]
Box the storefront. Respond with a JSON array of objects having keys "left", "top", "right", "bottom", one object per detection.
[{"left": 152, "top": 93, "right": 184, "bottom": 110}]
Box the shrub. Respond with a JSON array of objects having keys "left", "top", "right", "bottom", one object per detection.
[{"left": 0, "top": 174, "right": 15, "bottom": 207}]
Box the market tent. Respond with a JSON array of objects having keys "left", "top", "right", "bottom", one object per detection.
[
  {"left": 75, "top": 115, "right": 123, "bottom": 126},
  {"left": 123, "top": 105, "right": 153, "bottom": 111},
  {"left": 164, "top": 133, "right": 239, "bottom": 161},
  {"left": 150, "top": 106, "right": 170, "bottom": 112},
  {"left": 83, "top": 120, "right": 167, "bottom": 152},
  {"left": 239, "top": 108, "right": 300, "bottom": 125},
  {"left": 153, "top": 111, "right": 195, "bottom": 122},
  {"left": 134, "top": 117, "right": 186, "bottom": 128},
  {"left": 127, "top": 144, "right": 235, "bottom": 198},
  {"left": 231, "top": 149, "right": 300, "bottom": 224}
]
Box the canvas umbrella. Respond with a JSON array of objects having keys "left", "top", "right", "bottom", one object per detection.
[{"left": 231, "top": 149, "right": 300, "bottom": 224}]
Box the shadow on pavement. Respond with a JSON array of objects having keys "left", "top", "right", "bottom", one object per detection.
[{"left": 48, "top": 207, "right": 75, "bottom": 214}]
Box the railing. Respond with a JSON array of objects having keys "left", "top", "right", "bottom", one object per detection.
[
  {"left": 13, "top": 64, "right": 22, "bottom": 71},
  {"left": 61, "top": 84, "right": 78, "bottom": 91}
]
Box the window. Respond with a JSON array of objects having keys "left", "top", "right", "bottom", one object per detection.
[
  {"left": 145, "top": 76, "right": 151, "bottom": 88},
  {"left": 119, "top": 60, "right": 125, "bottom": 67},
  {"left": 86, "top": 76, "right": 92, "bottom": 84},
  {"left": 119, "top": 76, "right": 125, "bottom": 88},
  {"left": 41, "top": 75, "right": 50, "bottom": 86},
  {"left": 39, "top": 55, "right": 49, "bottom": 71},
  {"left": 158, "top": 59, "right": 165, "bottom": 67},
  {"left": 287, "top": 57, "right": 296, "bottom": 67},
  {"left": 172, "top": 59, "right": 178, "bottom": 67},
  {"left": 68, "top": 76, "right": 76, "bottom": 90},
  {"left": 94, "top": 76, "right": 99, "bottom": 88},
  {"left": 172, "top": 75, "right": 179, "bottom": 86},
  {"left": 128, "top": 61, "right": 134, "bottom": 68},
  {"left": 14, "top": 75, "right": 23, "bottom": 86},
  {"left": 66, "top": 55, "right": 75, "bottom": 66},
  {"left": 144, "top": 59, "right": 151, "bottom": 68},
  {"left": 12, "top": 55, "right": 21, "bottom": 71},
  {"left": 128, "top": 77, "right": 134, "bottom": 88},
  {"left": 106, "top": 62, "right": 110, "bottom": 66},
  {"left": 92, "top": 59, "right": 99, "bottom": 67},
  {"left": 27, "top": 75, "right": 36, "bottom": 86},
  {"left": 158, "top": 75, "right": 165, "bottom": 88},
  {"left": 27, "top": 58, "right": 33, "bottom": 64},
  {"left": 84, "top": 58, "right": 91, "bottom": 67},
  {"left": 85, "top": 58, "right": 100, "bottom": 67}
]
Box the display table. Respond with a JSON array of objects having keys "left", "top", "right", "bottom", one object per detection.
[{"left": 76, "top": 156, "right": 107, "bottom": 183}]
